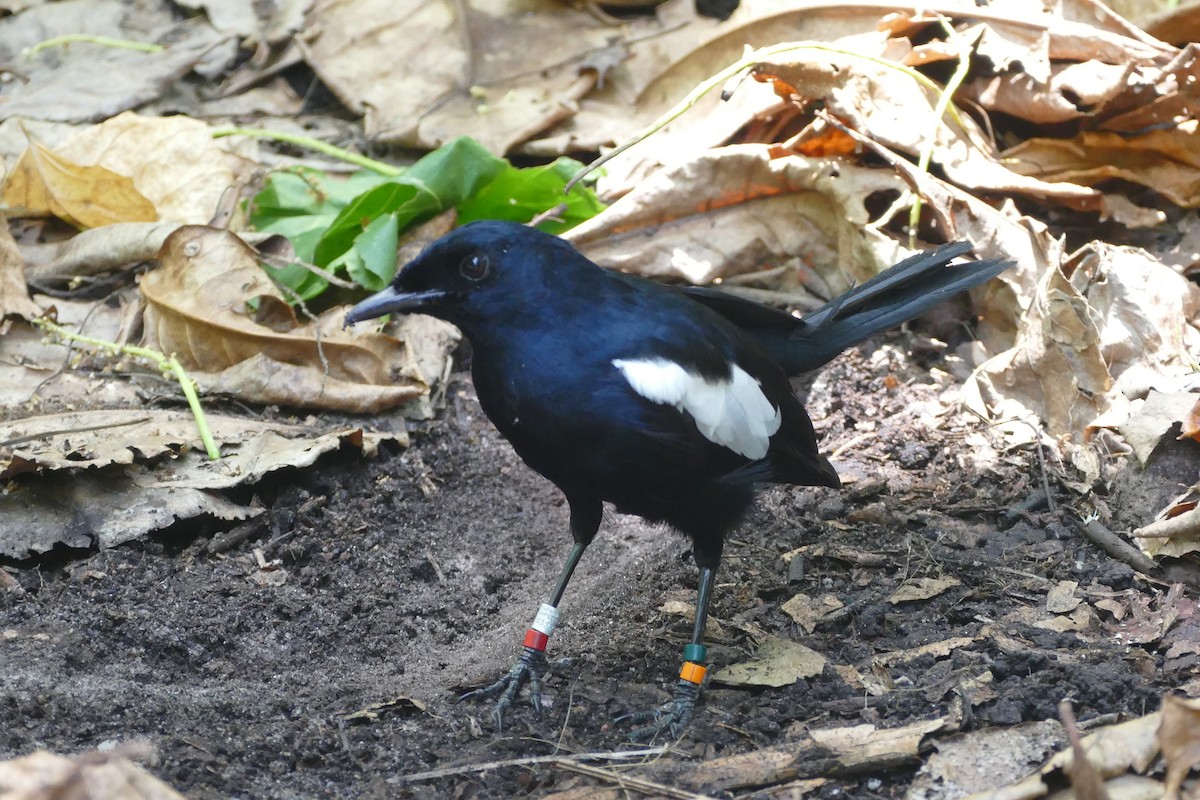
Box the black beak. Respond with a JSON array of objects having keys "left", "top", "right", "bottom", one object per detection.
[{"left": 344, "top": 286, "right": 448, "bottom": 327}]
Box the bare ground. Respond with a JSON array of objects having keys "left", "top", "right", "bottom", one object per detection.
[{"left": 0, "top": 334, "right": 1183, "bottom": 799}]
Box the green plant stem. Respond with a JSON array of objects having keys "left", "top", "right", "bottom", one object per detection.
[
  {"left": 211, "top": 127, "right": 402, "bottom": 177},
  {"left": 34, "top": 319, "right": 221, "bottom": 461},
  {"left": 908, "top": 21, "right": 975, "bottom": 247},
  {"left": 565, "top": 40, "right": 965, "bottom": 193},
  {"left": 25, "top": 35, "right": 163, "bottom": 56}
]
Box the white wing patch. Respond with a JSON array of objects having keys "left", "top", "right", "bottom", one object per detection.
[{"left": 612, "top": 357, "right": 782, "bottom": 460}]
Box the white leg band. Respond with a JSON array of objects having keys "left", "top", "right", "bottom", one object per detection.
[{"left": 531, "top": 603, "right": 560, "bottom": 636}]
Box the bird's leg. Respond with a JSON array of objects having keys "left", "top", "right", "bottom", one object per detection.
[
  {"left": 460, "top": 541, "right": 587, "bottom": 730},
  {"left": 626, "top": 565, "right": 717, "bottom": 741}
]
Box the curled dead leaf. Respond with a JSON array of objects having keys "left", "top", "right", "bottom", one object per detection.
[
  {"left": 1, "top": 139, "right": 157, "bottom": 228},
  {"left": 140, "top": 226, "right": 430, "bottom": 412}
]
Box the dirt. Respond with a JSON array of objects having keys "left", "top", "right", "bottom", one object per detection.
[{"left": 0, "top": 334, "right": 1180, "bottom": 799}]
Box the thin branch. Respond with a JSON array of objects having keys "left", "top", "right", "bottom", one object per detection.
[{"left": 398, "top": 746, "right": 669, "bottom": 783}]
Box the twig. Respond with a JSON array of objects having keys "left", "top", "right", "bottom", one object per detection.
[
  {"left": 528, "top": 203, "right": 568, "bottom": 228},
  {"left": 1059, "top": 700, "right": 1111, "bottom": 800},
  {"left": 398, "top": 746, "right": 669, "bottom": 783},
  {"left": 0, "top": 417, "right": 151, "bottom": 448},
  {"left": 555, "top": 761, "right": 717, "bottom": 799},
  {"left": 31, "top": 319, "right": 220, "bottom": 460},
  {"left": 257, "top": 249, "right": 358, "bottom": 290},
  {"left": 565, "top": 40, "right": 965, "bottom": 194},
  {"left": 908, "top": 19, "right": 977, "bottom": 247},
  {"left": 1074, "top": 517, "right": 1158, "bottom": 577},
  {"left": 210, "top": 127, "right": 401, "bottom": 177},
  {"left": 25, "top": 35, "right": 163, "bottom": 56}
]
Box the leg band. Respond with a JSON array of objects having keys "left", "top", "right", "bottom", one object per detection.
[
  {"left": 679, "top": 661, "right": 707, "bottom": 685},
  {"left": 523, "top": 629, "right": 549, "bottom": 651}
]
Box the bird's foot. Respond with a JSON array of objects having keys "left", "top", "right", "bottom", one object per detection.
[
  {"left": 459, "top": 646, "right": 551, "bottom": 731},
  {"left": 621, "top": 679, "right": 701, "bottom": 742}
]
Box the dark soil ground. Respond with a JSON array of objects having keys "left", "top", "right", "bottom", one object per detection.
[{"left": 1, "top": 332, "right": 1187, "bottom": 799}]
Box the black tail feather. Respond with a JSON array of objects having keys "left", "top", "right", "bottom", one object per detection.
[{"left": 682, "top": 242, "right": 1013, "bottom": 376}]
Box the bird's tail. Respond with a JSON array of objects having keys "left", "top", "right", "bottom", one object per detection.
[{"left": 684, "top": 242, "right": 1013, "bottom": 376}]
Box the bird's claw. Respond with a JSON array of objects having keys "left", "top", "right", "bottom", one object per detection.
[
  {"left": 458, "top": 646, "right": 550, "bottom": 731},
  {"left": 621, "top": 680, "right": 701, "bottom": 742}
]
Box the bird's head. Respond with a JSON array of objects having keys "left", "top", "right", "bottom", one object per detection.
[{"left": 344, "top": 220, "right": 581, "bottom": 332}]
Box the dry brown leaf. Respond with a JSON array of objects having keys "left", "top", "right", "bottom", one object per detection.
[
  {"left": 888, "top": 576, "right": 962, "bottom": 604},
  {"left": 967, "top": 244, "right": 1200, "bottom": 443},
  {"left": 873, "top": 636, "right": 976, "bottom": 667},
  {"left": 748, "top": 39, "right": 1097, "bottom": 204},
  {"left": 780, "top": 592, "right": 843, "bottom": 633},
  {"left": 1046, "top": 580, "right": 1082, "bottom": 613},
  {"left": 55, "top": 112, "right": 256, "bottom": 225},
  {"left": 0, "top": 409, "right": 403, "bottom": 556},
  {"left": 0, "top": 215, "right": 41, "bottom": 320},
  {"left": 0, "top": 10, "right": 228, "bottom": 126},
  {"left": 25, "top": 221, "right": 181, "bottom": 284},
  {"left": 1142, "top": 4, "right": 1200, "bottom": 46},
  {"left": 711, "top": 635, "right": 827, "bottom": 688},
  {"left": 1005, "top": 125, "right": 1200, "bottom": 208},
  {"left": 1137, "top": 503, "right": 1200, "bottom": 560},
  {"left": 0, "top": 747, "right": 187, "bottom": 800},
  {"left": 961, "top": 711, "right": 1161, "bottom": 800},
  {"left": 140, "top": 226, "right": 429, "bottom": 413},
  {"left": 910, "top": 721, "right": 1068, "bottom": 800},
  {"left": 965, "top": 60, "right": 1134, "bottom": 125},
  {"left": 298, "top": 0, "right": 620, "bottom": 154},
  {"left": 1, "top": 139, "right": 157, "bottom": 228},
  {"left": 566, "top": 145, "right": 920, "bottom": 289},
  {"left": 0, "top": 409, "right": 404, "bottom": 482},
  {"left": 1115, "top": 390, "right": 1200, "bottom": 465}
]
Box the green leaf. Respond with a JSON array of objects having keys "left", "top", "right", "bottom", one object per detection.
[
  {"left": 404, "top": 136, "right": 508, "bottom": 208},
  {"left": 346, "top": 213, "right": 399, "bottom": 291},
  {"left": 458, "top": 158, "right": 605, "bottom": 234},
  {"left": 314, "top": 180, "right": 439, "bottom": 266},
  {"left": 248, "top": 138, "right": 606, "bottom": 300}
]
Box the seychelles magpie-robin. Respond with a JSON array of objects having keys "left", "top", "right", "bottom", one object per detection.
[{"left": 345, "top": 220, "right": 1011, "bottom": 739}]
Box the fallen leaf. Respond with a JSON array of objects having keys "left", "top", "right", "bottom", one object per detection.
[
  {"left": 140, "top": 225, "right": 442, "bottom": 412},
  {"left": 2, "top": 139, "right": 157, "bottom": 228},
  {"left": 0, "top": 12, "right": 228, "bottom": 125},
  {"left": 780, "top": 592, "right": 843, "bottom": 633},
  {"left": 1046, "top": 580, "right": 1082, "bottom": 614},
  {"left": 0, "top": 747, "right": 187, "bottom": 800},
  {"left": 909, "top": 721, "right": 1067, "bottom": 800},
  {"left": 889, "top": 576, "right": 962, "bottom": 604},
  {"left": 341, "top": 696, "right": 428, "bottom": 722},
  {"left": 24, "top": 221, "right": 182, "bottom": 284},
  {"left": 960, "top": 711, "right": 1161, "bottom": 800},
  {"left": 874, "top": 636, "right": 976, "bottom": 667},
  {"left": 1117, "top": 390, "right": 1200, "bottom": 465},
  {"left": 0, "top": 409, "right": 402, "bottom": 557},
  {"left": 567, "top": 145, "right": 918, "bottom": 290},
  {"left": 0, "top": 216, "right": 41, "bottom": 320},
  {"left": 55, "top": 112, "right": 256, "bottom": 225},
  {"left": 1005, "top": 124, "right": 1200, "bottom": 209},
  {"left": 711, "top": 635, "right": 827, "bottom": 688}
]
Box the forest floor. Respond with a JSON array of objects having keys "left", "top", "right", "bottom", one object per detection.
[{"left": 1, "top": 332, "right": 1183, "bottom": 799}]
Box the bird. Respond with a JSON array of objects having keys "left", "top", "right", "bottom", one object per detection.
[{"left": 344, "top": 220, "right": 1012, "bottom": 739}]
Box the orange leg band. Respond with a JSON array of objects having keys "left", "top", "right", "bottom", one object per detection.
[{"left": 679, "top": 661, "right": 707, "bottom": 685}]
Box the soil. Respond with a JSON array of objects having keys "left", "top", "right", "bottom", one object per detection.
[{"left": 0, "top": 334, "right": 1181, "bottom": 799}]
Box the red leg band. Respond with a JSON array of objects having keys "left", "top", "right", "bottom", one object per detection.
[{"left": 523, "top": 629, "right": 549, "bottom": 651}]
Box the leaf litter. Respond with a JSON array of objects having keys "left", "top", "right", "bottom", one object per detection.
[{"left": 3, "top": 0, "right": 1200, "bottom": 797}]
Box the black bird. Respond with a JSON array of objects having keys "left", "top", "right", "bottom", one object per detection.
[{"left": 345, "top": 220, "right": 1011, "bottom": 738}]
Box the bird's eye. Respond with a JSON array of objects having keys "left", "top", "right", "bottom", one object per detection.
[{"left": 459, "top": 253, "right": 490, "bottom": 281}]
